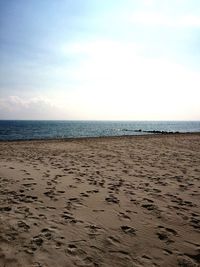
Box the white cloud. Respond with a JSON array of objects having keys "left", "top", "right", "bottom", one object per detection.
[
  {"left": 0, "top": 95, "right": 70, "bottom": 119},
  {"left": 62, "top": 39, "right": 143, "bottom": 58},
  {"left": 179, "top": 15, "right": 200, "bottom": 27},
  {"left": 0, "top": 95, "right": 57, "bottom": 110},
  {"left": 54, "top": 59, "right": 200, "bottom": 120},
  {"left": 56, "top": 38, "right": 200, "bottom": 120},
  {"left": 129, "top": 12, "right": 200, "bottom": 27},
  {"left": 1, "top": 54, "right": 200, "bottom": 120},
  {"left": 61, "top": 39, "right": 144, "bottom": 82}
]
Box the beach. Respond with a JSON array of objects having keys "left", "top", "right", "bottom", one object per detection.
[{"left": 0, "top": 133, "right": 200, "bottom": 267}]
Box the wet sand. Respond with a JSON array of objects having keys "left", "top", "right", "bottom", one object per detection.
[{"left": 0, "top": 134, "right": 200, "bottom": 267}]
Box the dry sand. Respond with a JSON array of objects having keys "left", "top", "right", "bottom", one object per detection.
[{"left": 0, "top": 134, "right": 200, "bottom": 267}]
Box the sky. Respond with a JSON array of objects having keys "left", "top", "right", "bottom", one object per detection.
[{"left": 0, "top": 0, "right": 200, "bottom": 120}]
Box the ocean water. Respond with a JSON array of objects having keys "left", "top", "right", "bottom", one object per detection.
[{"left": 0, "top": 120, "right": 199, "bottom": 141}]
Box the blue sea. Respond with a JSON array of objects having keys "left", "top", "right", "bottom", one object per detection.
[{"left": 0, "top": 120, "right": 199, "bottom": 141}]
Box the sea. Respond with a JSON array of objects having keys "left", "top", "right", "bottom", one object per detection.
[{"left": 0, "top": 120, "right": 200, "bottom": 141}]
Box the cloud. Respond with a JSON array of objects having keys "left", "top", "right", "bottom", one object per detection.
[
  {"left": 0, "top": 96, "right": 56, "bottom": 110},
  {"left": 61, "top": 39, "right": 143, "bottom": 58},
  {"left": 61, "top": 39, "right": 144, "bottom": 81},
  {"left": 179, "top": 15, "right": 200, "bottom": 27},
  {"left": 129, "top": 12, "right": 200, "bottom": 28},
  {"left": 0, "top": 95, "right": 69, "bottom": 119},
  {"left": 54, "top": 55, "right": 200, "bottom": 120}
]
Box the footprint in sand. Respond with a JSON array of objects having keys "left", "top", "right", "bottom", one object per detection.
[
  {"left": 80, "top": 192, "right": 89, "bottom": 197},
  {"left": 62, "top": 211, "right": 83, "bottom": 224},
  {"left": 67, "top": 243, "right": 78, "bottom": 255},
  {"left": 66, "top": 197, "right": 85, "bottom": 210},
  {"left": 108, "top": 249, "right": 132, "bottom": 262},
  {"left": 156, "top": 225, "right": 177, "bottom": 244},
  {"left": 118, "top": 212, "right": 131, "bottom": 221},
  {"left": 190, "top": 216, "right": 200, "bottom": 230},
  {"left": 17, "top": 220, "right": 30, "bottom": 232},
  {"left": 66, "top": 243, "right": 98, "bottom": 266},
  {"left": 92, "top": 209, "right": 104, "bottom": 213},
  {"left": 121, "top": 225, "right": 136, "bottom": 235},
  {"left": 44, "top": 189, "right": 58, "bottom": 200},
  {"left": 177, "top": 255, "right": 199, "bottom": 267},
  {"left": 22, "top": 182, "right": 37, "bottom": 187},
  {"left": 26, "top": 236, "right": 44, "bottom": 253},
  {"left": 106, "top": 235, "right": 121, "bottom": 246},
  {"left": 105, "top": 194, "right": 120, "bottom": 204},
  {"left": 0, "top": 206, "right": 12, "bottom": 212},
  {"left": 85, "top": 224, "right": 104, "bottom": 238}
]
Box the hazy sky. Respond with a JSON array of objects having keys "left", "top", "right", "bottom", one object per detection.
[{"left": 0, "top": 0, "right": 200, "bottom": 120}]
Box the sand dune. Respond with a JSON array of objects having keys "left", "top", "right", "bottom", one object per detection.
[{"left": 0, "top": 134, "right": 200, "bottom": 267}]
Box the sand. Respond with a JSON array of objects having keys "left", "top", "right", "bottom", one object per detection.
[{"left": 0, "top": 133, "right": 200, "bottom": 267}]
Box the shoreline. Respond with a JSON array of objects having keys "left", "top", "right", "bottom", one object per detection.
[{"left": 1, "top": 131, "right": 200, "bottom": 143}]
